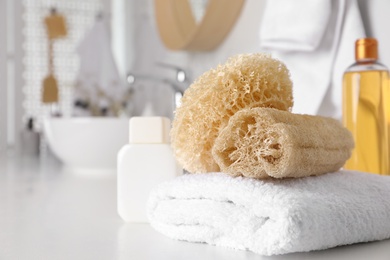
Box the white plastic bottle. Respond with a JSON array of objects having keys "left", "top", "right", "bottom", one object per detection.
[{"left": 117, "top": 117, "right": 182, "bottom": 222}]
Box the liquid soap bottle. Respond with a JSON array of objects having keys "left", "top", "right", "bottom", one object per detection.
[
  {"left": 342, "top": 38, "right": 390, "bottom": 175},
  {"left": 117, "top": 117, "right": 182, "bottom": 222}
]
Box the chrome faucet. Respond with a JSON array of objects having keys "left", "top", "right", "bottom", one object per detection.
[
  {"left": 155, "top": 62, "right": 189, "bottom": 83},
  {"left": 126, "top": 63, "right": 190, "bottom": 115}
]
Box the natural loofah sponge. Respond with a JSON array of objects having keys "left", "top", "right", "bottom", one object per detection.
[
  {"left": 212, "top": 107, "right": 355, "bottom": 179},
  {"left": 171, "top": 53, "right": 294, "bottom": 173}
]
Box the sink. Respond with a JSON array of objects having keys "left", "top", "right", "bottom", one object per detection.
[{"left": 43, "top": 117, "right": 128, "bottom": 173}]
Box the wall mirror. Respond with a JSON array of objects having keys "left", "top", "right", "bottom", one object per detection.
[{"left": 154, "top": 0, "right": 245, "bottom": 51}]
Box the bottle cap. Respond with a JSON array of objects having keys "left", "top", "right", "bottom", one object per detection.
[
  {"left": 129, "top": 117, "right": 171, "bottom": 144},
  {"left": 355, "top": 38, "right": 378, "bottom": 61}
]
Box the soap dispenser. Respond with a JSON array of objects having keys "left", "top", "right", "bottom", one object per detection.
[
  {"left": 117, "top": 117, "right": 182, "bottom": 222},
  {"left": 342, "top": 38, "right": 390, "bottom": 175}
]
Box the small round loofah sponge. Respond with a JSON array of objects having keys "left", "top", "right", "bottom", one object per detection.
[{"left": 171, "top": 53, "right": 294, "bottom": 173}]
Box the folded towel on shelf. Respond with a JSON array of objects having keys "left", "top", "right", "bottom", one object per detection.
[
  {"left": 260, "top": 0, "right": 331, "bottom": 52},
  {"left": 148, "top": 171, "right": 390, "bottom": 255},
  {"left": 259, "top": 0, "right": 365, "bottom": 118},
  {"left": 212, "top": 108, "right": 354, "bottom": 179}
]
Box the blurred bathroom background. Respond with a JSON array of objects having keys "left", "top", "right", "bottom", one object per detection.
[{"left": 0, "top": 0, "right": 389, "bottom": 167}]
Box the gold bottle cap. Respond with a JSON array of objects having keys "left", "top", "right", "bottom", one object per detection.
[{"left": 355, "top": 38, "right": 378, "bottom": 61}]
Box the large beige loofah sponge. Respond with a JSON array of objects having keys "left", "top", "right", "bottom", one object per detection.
[
  {"left": 171, "top": 53, "right": 294, "bottom": 173},
  {"left": 212, "top": 107, "right": 355, "bottom": 179}
]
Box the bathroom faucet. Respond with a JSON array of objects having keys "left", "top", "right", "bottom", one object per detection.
[
  {"left": 127, "top": 64, "right": 190, "bottom": 114},
  {"left": 155, "top": 62, "right": 189, "bottom": 83}
]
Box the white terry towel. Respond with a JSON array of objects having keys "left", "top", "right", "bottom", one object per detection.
[
  {"left": 148, "top": 171, "right": 390, "bottom": 256},
  {"left": 76, "top": 16, "right": 125, "bottom": 103},
  {"left": 259, "top": 0, "right": 365, "bottom": 118}
]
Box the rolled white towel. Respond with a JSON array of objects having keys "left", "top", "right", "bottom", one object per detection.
[{"left": 148, "top": 171, "right": 390, "bottom": 255}]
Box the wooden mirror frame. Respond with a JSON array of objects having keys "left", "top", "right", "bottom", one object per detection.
[{"left": 154, "top": 0, "right": 245, "bottom": 51}]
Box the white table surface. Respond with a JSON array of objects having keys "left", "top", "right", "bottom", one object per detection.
[{"left": 1, "top": 154, "right": 390, "bottom": 260}]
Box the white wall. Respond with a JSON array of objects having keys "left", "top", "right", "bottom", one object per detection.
[
  {"left": 0, "top": 0, "right": 23, "bottom": 152},
  {"left": 169, "top": 0, "right": 266, "bottom": 79},
  {"left": 130, "top": 0, "right": 266, "bottom": 117},
  {"left": 358, "top": 0, "right": 390, "bottom": 67},
  {"left": 0, "top": 0, "right": 7, "bottom": 151},
  {"left": 111, "top": 0, "right": 134, "bottom": 77},
  {"left": 130, "top": 0, "right": 390, "bottom": 118},
  {"left": 132, "top": 0, "right": 266, "bottom": 78}
]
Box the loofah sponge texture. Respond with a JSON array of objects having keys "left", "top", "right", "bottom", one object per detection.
[
  {"left": 212, "top": 107, "right": 355, "bottom": 179},
  {"left": 171, "top": 53, "right": 294, "bottom": 173}
]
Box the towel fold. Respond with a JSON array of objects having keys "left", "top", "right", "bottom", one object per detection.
[
  {"left": 212, "top": 108, "right": 354, "bottom": 179},
  {"left": 148, "top": 171, "right": 390, "bottom": 255},
  {"left": 260, "top": 0, "right": 331, "bottom": 52}
]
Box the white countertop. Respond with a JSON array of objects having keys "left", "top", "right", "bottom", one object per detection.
[{"left": 1, "top": 154, "right": 390, "bottom": 260}]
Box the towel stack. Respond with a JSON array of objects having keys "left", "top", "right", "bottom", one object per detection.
[{"left": 148, "top": 53, "right": 390, "bottom": 255}]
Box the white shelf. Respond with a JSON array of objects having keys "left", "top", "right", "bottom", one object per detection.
[{"left": 0, "top": 155, "right": 389, "bottom": 260}]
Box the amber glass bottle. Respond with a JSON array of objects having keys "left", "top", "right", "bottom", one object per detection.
[{"left": 343, "top": 38, "right": 390, "bottom": 175}]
